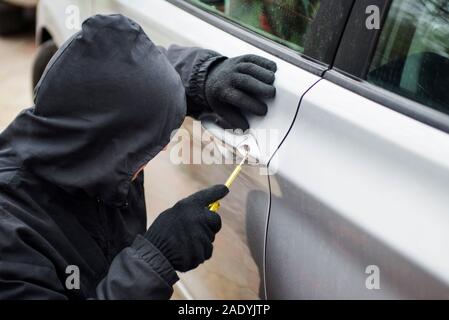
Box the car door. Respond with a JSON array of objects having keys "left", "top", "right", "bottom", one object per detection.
[
  {"left": 267, "top": 0, "right": 449, "bottom": 299},
  {"left": 86, "top": 0, "right": 352, "bottom": 299}
]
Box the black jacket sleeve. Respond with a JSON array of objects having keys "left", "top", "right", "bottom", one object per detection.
[
  {"left": 0, "top": 205, "right": 178, "bottom": 300},
  {"left": 0, "top": 226, "right": 178, "bottom": 300},
  {"left": 0, "top": 262, "right": 68, "bottom": 300},
  {"left": 158, "top": 45, "right": 226, "bottom": 117},
  {"left": 95, "top": 235, "right": 179, "bottom": 299}
]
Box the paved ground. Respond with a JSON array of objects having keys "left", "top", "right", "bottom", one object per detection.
[{"left": 0, "top": 30, "right": 36, "bottom": 130}]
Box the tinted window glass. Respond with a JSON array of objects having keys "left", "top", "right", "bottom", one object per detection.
[
  {"left": 368, "top": 0, "right": 449, "bottom": 113},
  {"left": 190, "top": 0, "right": 321, "bottom": 53}
]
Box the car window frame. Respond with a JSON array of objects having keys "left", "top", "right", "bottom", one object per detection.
[
  {"left": 166, "top": 0, "right": 354, "bottom": 76},
  {"left": 328, "top": 0, "right": 449, "bottom": 134}
]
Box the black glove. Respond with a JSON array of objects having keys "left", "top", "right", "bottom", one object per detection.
[
  {"left": 205, "top": 54, "right": 277, "bottom": 130},
  {"left": 145, "top": 185, "right": 229, "bottom": 272}
]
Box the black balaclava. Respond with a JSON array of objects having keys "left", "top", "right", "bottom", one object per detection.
[{"left": 2, "top": 14, "right": 186, "bottom": 206}]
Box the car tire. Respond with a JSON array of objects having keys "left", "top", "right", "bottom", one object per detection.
[
  {"left": 32, "top": 39, "right": 58, "bottom": 90},
  {"left": 0, "top": 1, "right": 26, "bottom": 35}
]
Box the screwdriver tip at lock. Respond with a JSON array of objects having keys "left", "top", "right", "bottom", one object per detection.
[{"left": 208, "top": 153, "right": 248, "bottom": 213}]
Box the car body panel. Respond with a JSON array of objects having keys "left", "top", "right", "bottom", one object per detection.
[{"left": 267, "top": 79, "right": 449, "bottom": 299}]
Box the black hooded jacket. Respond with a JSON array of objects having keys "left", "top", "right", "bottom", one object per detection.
[{"left": 0, "top": 14, "right": 223, "bottom": 299}]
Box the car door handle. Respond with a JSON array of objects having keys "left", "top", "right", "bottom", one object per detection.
[{"left": 201, "top": 118, "right": 260, "bottom": 164}]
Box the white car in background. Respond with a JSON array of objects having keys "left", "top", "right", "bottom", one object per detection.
[{"left": 34, "top": 0, "right": 449, "bottom": 299}]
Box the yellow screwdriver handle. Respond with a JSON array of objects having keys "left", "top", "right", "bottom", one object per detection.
[
  {"left": 208, "top": 201, "right": 220, "bottom": 212},
  {"left": 208, "top": 157, "right": 245, "bottom": 213}
]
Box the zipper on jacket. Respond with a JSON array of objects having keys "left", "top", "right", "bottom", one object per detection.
[{"left": 96, "top": 197, "right": 113, "bottom": 262}]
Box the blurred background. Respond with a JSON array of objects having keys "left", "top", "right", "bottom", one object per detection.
[{"left": 0, "top": 0, "right": 37, "bottom": 130}]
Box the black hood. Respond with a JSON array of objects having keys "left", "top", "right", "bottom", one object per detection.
[{"left": 0, "top": 14, "right": 186, "bottom": 206}]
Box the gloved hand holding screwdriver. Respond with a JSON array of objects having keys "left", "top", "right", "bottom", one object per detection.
[{"left": 146, "top": 185, "right": 228, "bottom": 272}]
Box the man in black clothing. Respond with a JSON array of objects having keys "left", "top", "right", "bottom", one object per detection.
[{"left": 0, "top": 14, "right": 277, "bottom": 299}]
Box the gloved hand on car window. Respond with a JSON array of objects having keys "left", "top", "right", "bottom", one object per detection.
[
  {"left": 205, "top": 54, "right": 277, "bottom": 130},
  {"left": 144, "top": 185, "right": 229, "bottom": 272}
]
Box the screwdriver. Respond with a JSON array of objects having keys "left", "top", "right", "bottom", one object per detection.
[{"left": 208, "top": 152, "right": 248, "bottom": 213}]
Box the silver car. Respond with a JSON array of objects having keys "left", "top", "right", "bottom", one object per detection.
[{"left": 34, "top": 0, "right": 449, "bottom": 299}]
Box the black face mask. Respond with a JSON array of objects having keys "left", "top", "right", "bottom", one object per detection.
[{"left": 3, "top": 14, "right": 186, "bottom": 206}]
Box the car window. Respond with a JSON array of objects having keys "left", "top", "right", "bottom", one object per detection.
[
  {"left": 189, "top": 0, "right": 321, "bottom": 53},
  {"left": 367, "top": 0, "right": 449, "bottom": 114}
]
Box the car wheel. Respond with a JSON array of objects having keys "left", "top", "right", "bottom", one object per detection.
[
  {"left": 32, "top": 39, "right": 58, "bottom": 90},
  {"left": 0, "top": 1, "right": 25, "bottom": 35}
]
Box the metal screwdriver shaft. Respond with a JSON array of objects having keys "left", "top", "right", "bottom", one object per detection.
[{"left": 208, "top": 153, "right": 248, "bottom": 213}]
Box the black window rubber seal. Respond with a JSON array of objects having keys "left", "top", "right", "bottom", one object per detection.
[{"left": 332, "top": 0, "right": 392, "bottom": 78}]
